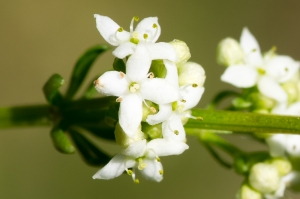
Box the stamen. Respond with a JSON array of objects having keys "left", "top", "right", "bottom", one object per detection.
[
  {"left": 129, "top": 83, "right": 140, "bottom": 93},
  {"left": 181, "top": 99, "right": 186, "bottom": 103},
  {"left": 120, "top": 72, "right": 125, "bottom": 78},
  {"left": 192, "top": 83, "right": 198, "bottom": 87},
  {"left": 150, "top": 23, "right": 159, "bottom": 41},
  {"left": 143, "top": 34, "right": 148, "bottom": 40},
  {"left": 130, "top": 16, "right": 139, "bottom": 33},
  {"left": 172, "top": 101, "right": 177, "bottom": 111},
  {"left": 257, "top": 68, "right": 265, "bottom": 75},
  {"left": 93, "top": 79, "right": 100, "bottom": 86},
  {"left": 114, "top": 28, "right": 125, "bottom": 42},
  {"left": 147, "top": 72, "right": 154, "bottom": 79},
  {"left": 116, "top": 97, "right": 123, "bottom": 102},
  {"left": 156, "top": 157, "right": 161, "bottom": 162},
  {"left": 185, "top": 113, "right": 203, "bottom": 121},
  {"left": 252, "top": 48, "right": 257, "bottom": 52},
  {"left": 134, "top": 179, "right": 140, "bottom": 184},
  {"left": 159, "top": 170, "right": 164, "bottom": 175},
  {"left": 285, "top": 67, "right": 289, "bottom": 72},
  {"left": 174, "top": 130, "right": 179, "bottom": 135},
  {"left": 138, "top": 158, "right": 147, "bottom": 170},
  {"left": 126, "top": 169, "right": 133, "bottom": 175},
  {"left": 130, "top": 31, "right": 140, "bottom": 44},
  {"left": 150, "top": 107, "right": 157, "bottom": 113},
  {"left": 117, "top": 27, "right": 123, "bottom": 32},
  {"left": 153, "top": 23, "right": 158, "bottom": 28}
]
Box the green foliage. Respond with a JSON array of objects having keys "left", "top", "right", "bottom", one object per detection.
[{"left": 43, "top": 74, "right": 64, "bottom": 106}]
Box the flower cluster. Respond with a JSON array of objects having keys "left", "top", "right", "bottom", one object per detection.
[
  {"left": 92, "top": 15, "right": 205, "bottom": 183},
  {"left": 217, "top": 28, "right": 300, "bottom": 198}
]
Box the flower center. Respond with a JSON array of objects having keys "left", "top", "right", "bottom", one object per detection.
[
  {"left": 137, "top": 158, "right": 147, "bottom": 170},
  {"left": 129, "top": 82, "right": 140, "bottom": 93},
  {"left": 257, "top": 68, "right": 265, "bottom": 75}
]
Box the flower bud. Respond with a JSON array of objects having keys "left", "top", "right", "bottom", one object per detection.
[
  {"left": 217, "top": 38, "right": 244, "bottom": 67},
  {"left": 237, "top": 184, "right": 262, "bottom": 199},
  {"left": 282, "top": 81, "right": 298, "bottom": 104},
  {"left": 141, "top": 122, "right": 162, "bottom": 139},
  {"left": 169, "top": 39, "right": 191, "bottom": 65},
  {"left": 270, "top": 158, "right": 292, "bottom": 176},
  {"left": 178, "top": 62, "right": 206, "bottom": 87},
  {"left": 249, "top": 163, "right": 280, "bottom": 194},
  {"left": 114, "top": 122, "right": 147, "bottom": 147},
  {"left": 248, "top": 92, "right": 276, "bottom": 110}
]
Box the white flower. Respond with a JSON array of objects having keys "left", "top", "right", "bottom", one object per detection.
[
  {"left": 221, "top": 27, "right": 299, "bottom": 102},
  {"left": 266, "top": 102, "right": 300, "bottom": 157},
  {"left": 92, "top": 139, "right": 188, "bottom": 182},
  {"left": 94, "top": 44, "right": 180, "bottom": 137},
  {"left": 94, "top": 14, "right": 178, "bottom": 62}
]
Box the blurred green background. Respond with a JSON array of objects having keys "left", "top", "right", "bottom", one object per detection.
[{"left": 1, "top": 1, "right": 300, "bottom": 198}]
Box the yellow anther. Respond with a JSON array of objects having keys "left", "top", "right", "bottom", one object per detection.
[
  {"left": 129, "top": 83, "right": 140, "bottom": 93},
  {"left": 138, "top": 158, "right": 147, "bottom": 170},
  {"left": 133, "top": 16, "right": 139, "bottom": 21},
  {"left": 130, "top": 38, "right": 139, "bottom": 44},
  {"left": 172, "top": 101, "right": 178, "bottom": 111},
  {"left": 271, "top": 46, "right": 277, "bottom": 52},
  {"left": 159, "top": 170, "right": 164, "bottom": 175},
  {"left": 143, "top": 34, "right": 148, "bottom": 39},
  {"left": 257, "top": 68, "right": 265, "bottom": 75},
  {"left": 150, "top": 107, "right": 157, "bottom": 113},
  {"left": 174, "top": 130, "right": 179, "bottom": 135},
  {"left": 116, "top": 97, "right": 123, "bottom": 102},
  {"left": 153, "top": 23, "right": 158, "bottom": 28},
  {"left": 134, "top": 179, "right": 140, "bottom": 184},
  {"left": 156, "top": 157, "right": 161, "bottom": 162},
  {"left": 149, "top": 72, "right": 154, "bottom": 79},
  {"left": 93, "top": 79, "right": 100, "bottom": 86},
  {"left": 181, "top": 99, "right": 186, "bottom": 103},
  {"left": 192, "top": 84, "right": 198, "bottom": 87},
  {"left": 117, "top": 27, "right": 124, "bottom": 32},
  {"left": 127, "top": 169, "right": 133, "bottom": 175}
]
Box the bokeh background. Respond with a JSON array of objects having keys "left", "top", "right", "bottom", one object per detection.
[{"left": 1, "top": 1, "right": 300, "bottom": 198}]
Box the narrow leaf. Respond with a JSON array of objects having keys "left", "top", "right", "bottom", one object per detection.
[
  {"left": 113, "top": 58, "right": 126, "bottom": 73},
  {"left": 50, "top": 126, "right": 75, "bottom": 154},
  {"left": 65, "top": 44, "right": 110, "bottom": 100},
  {"left": 43, "top": 74, "right": 64, "bottom": 106},
  {"left": 69, "top": 129, "right": 110, "bottom": 166}
]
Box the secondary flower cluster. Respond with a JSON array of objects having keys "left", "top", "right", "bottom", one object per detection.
[
  {"left": 217, "top": 28, "right": 300, "bottom": 198},
  {"left": 92, "top": 15, "right": 205, "bottom": 183}
]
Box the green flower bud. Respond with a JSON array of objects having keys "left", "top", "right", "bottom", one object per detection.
[
  {"left": 169, "top": 39, "right": 191, "bottom": 65},
  {"left": 282, "top": 81, "right": 298, "bottom": 104},
  {"left": 141, "top": 100, "right": 158, "bottom": 122},
  {"left": 178, "top": 62, "right": 206, "bottom": 87},
  {"left": 270, "top": 158, "right": 292, "bottom": 176},
  {"left": 249, "top": 163, "right": 280, "bottom": 194},
  {"left": 248, "top": 92, "right": 276, "bottom": 110},
  {"left": 237, "top": 184, "right": 262, "bottom": 199},
  {"left": 217, "top": 38, "right": 244, "bottom": 67},
  {"left": 114, "top": 123, "right": 147, "bottom": 147},
  {"left": 141, "top": 122, "right": 162, "bottom": 139}
]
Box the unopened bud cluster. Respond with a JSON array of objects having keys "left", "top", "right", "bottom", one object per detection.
[{"left": 92, "top": 15, "right": 205, "bottom": 183}]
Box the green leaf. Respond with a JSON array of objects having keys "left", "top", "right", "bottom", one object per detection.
[
  {"left": 50, "top": 126, "right": 75, "bottom": 154},
  {"left": 65, "top": 44, "right": 110, "bottom": 100},
  {"left": 69, "top": 129, "right": 110, "bottom": 166},
  {"left": 43, "top": 74, "right": 64, "bottom": 106},
  {"left": 113, "top": 58, "right": 126, "bottom": 73}
]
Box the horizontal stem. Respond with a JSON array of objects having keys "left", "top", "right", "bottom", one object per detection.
[{"left": 185, "top": 109, "right": 300, "bottom": 134}]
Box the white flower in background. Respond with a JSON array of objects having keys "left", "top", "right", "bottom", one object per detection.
[
  {"left": 266, "top": 102, "right": 300, "bottom": 157},
  {"left": 92, "top": 139, "right": 188, "bottom": 182},
  {"left": 220, "top": 27, "right": 299, "bottom": 103},
  {"left": 94, "top": 44, "right": 180, "bottom": 137},
  {"left": 94, "top": 14, "right": 178, "bottom": 62}
]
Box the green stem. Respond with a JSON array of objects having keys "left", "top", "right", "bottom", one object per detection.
[
  {"left": 185, "top": 109, "right": 300, "bottom": 134},
  {"left": 0, "top": 104, "right": 52, "bottom": 128}
]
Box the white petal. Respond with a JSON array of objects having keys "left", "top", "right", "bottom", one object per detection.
[
  {"left": 285, "top": 135, "right": 300, "bottom": 157},
  {"left": 126, "top": 44, "right": 151, "bottom": 82},
  {"left": 112, "top": 42, "right": 136, "bottom": 58},
  {"left": 162, "top": 113, "right": 186, "bottom": 141},
  {"left": 135, "top": 17, "right": 161, "bottom": 43},
  {"left": 92, "top": 154, "right": 131, "bottom": 179},
  {"left": 147, "top": 43, "right": 178, "bottom": 62},
  {"left": 240, "top": 27, "right": 263, "bottom": 66},
  {"left": 122, "top": 139, "right": 147, "bottom": 158},
  {"left": 164, "top": 60, "right": 179, "bottom": 87},
  {"left": 266, "top": 134, "right": 287, "bottom": 157},
  {"left": 139, "top": 159, "right": 163, "bottom": 182},
  {"left": 147, "top": 139, "right": 189, "bottom": 156},
  {"left": 119, "top": 94, "right": 143, "bottom": 137},
  {"left": 221, "top": 65, "right": 258, "bottom": 88},
  {"left": 95, "top": 71, "right": 128, "bottom": 96},
  {"left": 287, "top": 102, "right": 300, "bottom": 115},
  {"left": 140, "top": 78, "right": 180, "bottom": 104},
  {"left": 265, "top": 55, "right": 300, "bottom": 83},
  {"left": 94, "top": 14, "right": 130, "bottom": 46},
  {"left": 271, "top": 103, "right": 288, "bottom": 115},
  {"left": 258, "top": 76, "right": 287, "bottom": 102},
  {"left": 179, "top": 86, "right": 204, "bottom": 111},
  {"left": 146, "top": 104, "right": 173, "bottom": 125}
]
